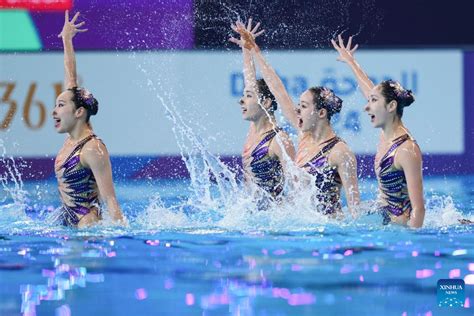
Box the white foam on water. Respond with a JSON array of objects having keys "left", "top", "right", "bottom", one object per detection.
[
  {"left": 0, "top": 140, "right": 31, "bottom": 225},
  {"left": 134, "top": 194, "right": 192, "bottom": 230},
  {"left": 423, "top": 194, "right": 473, "bottom": 228}
]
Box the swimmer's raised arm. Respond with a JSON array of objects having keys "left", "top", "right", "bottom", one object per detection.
[
  {"left": 230, "top": 19, "right": 263, "bottom": 90},
  {"left": 58, "top": 10, "right": 87, "bottom": 89},
  {"left": 232, "top": 22, "right": 299, "bottom": 129},
  {"left": 331, "top": 35, "right": 374, "bottom": 100}
]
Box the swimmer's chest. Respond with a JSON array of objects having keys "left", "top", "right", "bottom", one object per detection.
[
  {"left": 55, "top": 142, "right": 82, "bottom": 172},
  {"left": 374, "top": 140, "right": 401, "bottom": 175},
  {"left": 295, "top": 143, "right": 326, "bottom": 167},
  {"left": 242, "top": 131, "right": 275, "bottom": 158}
]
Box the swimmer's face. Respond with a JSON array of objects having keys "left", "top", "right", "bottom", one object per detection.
[
  {"left": 297, "top": 90, "right": 324, "bottom": 132},
  {"left": 52, "top": 90, "right": 81, "bottom": 133},
  {"left": 364, "top": 85, "right": 394, "bottom": 128},
  {"left": 239, "top": 86, "right": 265, "bottom": 121}
]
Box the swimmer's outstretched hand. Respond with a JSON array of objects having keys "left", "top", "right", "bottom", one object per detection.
[
  {"left": 331, "top": 34, "right": 359, "bottom": 64},
  {"left": 58, "top": 10, "right": 88, "bottom": 40},
  {"left": 229, "top": 18, "right": 264, "bottom": 50}
]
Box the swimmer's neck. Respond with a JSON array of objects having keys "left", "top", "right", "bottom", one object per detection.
[
  {"left": 309, "top": 120, "right": 335, "bottom": 144},
  {"left": 251, "top": 115, "right": 277, "bottom": 135},
  {"left": 68, "top": 123, "right": 93, "bottom": 142},
  {"left": 382, "top": 117, "right": 406, "bottom": 142}
]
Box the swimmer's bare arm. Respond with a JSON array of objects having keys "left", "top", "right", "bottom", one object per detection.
[
  {"left": 395, "top": 143, "right": 425, "bottom": 228},
  {"left": 330, "top": 143, "right": 360, "bottom": 218},
  {"left": 230, "top": 19, "right": 263, "bottom": 90},
  {"left": 231, "top": 19, "right": 262, "bottom": 138},
  {"left": 243, "top": 47, "right": 256, "bottom": 90},
  {"left": 252, "top": 46, "right": 300, "bottom": 128},
  {"left": 231, "top": 22, "right": 299, "bottom": 128},
  {"left": 331, "top": 35, "right": 374, "bottom": 100},
  {"left": 269, "top": 131, "right": 296, "bottom": 176},
  {"left": 58, "top": 11, "right": 87, "bottom": 89},
  {"left": 81, "top": 140, "right": 127, "bottom": 225}
]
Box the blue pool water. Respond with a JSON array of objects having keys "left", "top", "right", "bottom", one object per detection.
[{"left": 0, "top": 176, "right": 473, "bottom": 316}]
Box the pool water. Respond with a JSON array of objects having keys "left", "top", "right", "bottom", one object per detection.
[{"left": 0, "top": 176, "right": 473, "bottom": 316}]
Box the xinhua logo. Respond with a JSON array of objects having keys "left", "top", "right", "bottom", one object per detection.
[{"left": 437, "top": 279, "right": 465, "bottom": 307}]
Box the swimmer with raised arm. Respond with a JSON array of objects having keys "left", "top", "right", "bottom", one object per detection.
[
  {"left": 332, "top": 35, "right": 425, "bottom": 228},
  {"left": 230, "top": 19, "right": 295, "bottom": 202},
  {"left": 231, "top": 21, "right": 359, "bottom": 217},
  {"left": 52, "top": 11, "right": 126, "bottom": 227}
]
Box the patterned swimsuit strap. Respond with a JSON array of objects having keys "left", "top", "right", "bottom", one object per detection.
[
  {"left": 379, "top": 134, "right": 410, "bottom": 166},
  {"left": 308, "top": 136, "right": 340, "bottom": 162},
  {"left": 61, "top": 134, "right": 97, "bottom": 168},
  {"left": 251, "top": 128, "right": 280, "bottom": 155}
]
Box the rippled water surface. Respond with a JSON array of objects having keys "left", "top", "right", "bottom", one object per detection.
[{"left": 1, "top": 177, "right": 473, "bottom": 315}]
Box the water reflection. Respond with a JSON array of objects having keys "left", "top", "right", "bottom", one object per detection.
[
  {"left": 4, "top": 228, "right": 472, "bottom": 315},
  {"left": 19, "top": 241, "right": 109, "bottom": 316}
]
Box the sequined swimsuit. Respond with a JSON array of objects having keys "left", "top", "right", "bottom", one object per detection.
[
  {"left": 299, "top": 136, "right": 342, "bottom": 215},
  {"left": 55, "top": 135, "right": 100, "bottom": 226},
  {"left": 376, "top": 134, "right": 414, "bottom": 224},
  {"left": 246, "top": 129, "right": 284, "bottom": 198}
]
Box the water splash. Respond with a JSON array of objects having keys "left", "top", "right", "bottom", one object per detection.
[
  {"left": 0, "top": 1, "right": 469, "bottom": 235},
  {"left": 135, "top": 193, "right": 192, "bottom": 230},
  {"left": 194, "top": 0, "right": 382, "bottom": 49},
  {"left": 0, "top": 140, "right": 29, "bottom": 221},
  {"left": 424, "top": 194, "right": 472, "bottom": 228},
  {"left": 129, "top": 51, "right": 370, "bottom": 235},
  {"left": 136, "top": 59, "right": 242, "bottom": 219}
]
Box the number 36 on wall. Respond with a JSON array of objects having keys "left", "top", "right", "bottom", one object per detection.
[{"left": 0, "top": 82, "right": 62, "bottom": 130}]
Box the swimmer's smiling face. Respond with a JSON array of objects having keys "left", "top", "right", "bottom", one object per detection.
[
  {"left": 52, "top": 90, "right": 82, "bottom": 133},
  {"left": 239, "top": 86, "right": 266, "bottom": 121},
  {"left": 296, "top": 90, "right": 325, "bottom": 132},
  {"left": 365, "top": 85, "right": 393, "bottom": 128}
]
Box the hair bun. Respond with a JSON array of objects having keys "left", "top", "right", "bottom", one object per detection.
[
  {"left": 401, "top": 89, "right": 415, "bottom": 108},
  {"left": 89, "top": 100, "right": 99, "bottom": 115},
  {"left": 331, "top": 95, "right": 343, "bottom": 114},
  {"left": 319, "top": 87, "right": 342, "bottom": 115},
  {"left": 78, "top": 87, "right": 99, "bottom": 115},
  {"left": 381, "top": 80, "right": 415, "bottom": 109}
]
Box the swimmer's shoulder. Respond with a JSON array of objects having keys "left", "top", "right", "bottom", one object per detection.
[
  {"left": 275, "top": 129, "right": 295, "bottom": 149},
  {"left": 394, "top": 138, "right": 422, "bottom": 170},
  {"left": 333, "top": 140, "right": 353, "bottom": 154},
  {"left": 329, "top": 140, "right": 356, "bottom": 166},
  {"left": 82, "top": 136, "right": 107, "bottom": 152},
  {"left": 270, "top": 128, "right": 296, "bottom": 159},
  {"left": 80, "top": 136, "right": 110, "bottom": 168}
]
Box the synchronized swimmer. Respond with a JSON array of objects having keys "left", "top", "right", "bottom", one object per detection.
[
  {"left": 231, "top": 20, "right": 295, "bottom": 205},
  {"left": 48, "top": 12, "right": 430, "bottom": 228},
  {"left": 52, "top": 11, "right": 126, "bottom": 227},
  {"left": 231, "top": 20, "right": 360, "bottom": 218},
  {"left": 231, "top": 21, "right": 425, "bottom": 227},
  {"left": 332, "top": 35, "right": 425, "bottom": 228}
]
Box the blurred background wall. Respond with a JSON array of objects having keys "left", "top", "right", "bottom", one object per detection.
[{"left": 1, "top": 0, "right": 473, "bottom": 179}]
